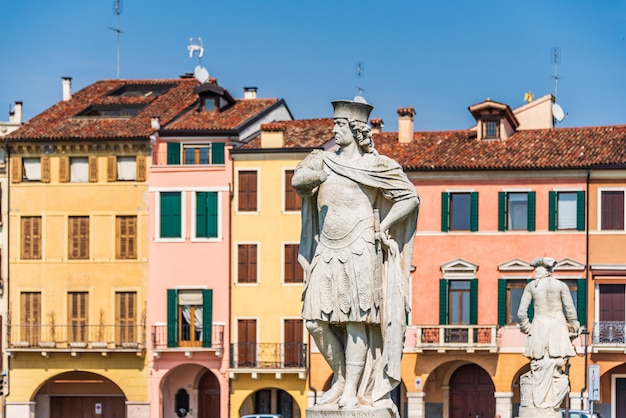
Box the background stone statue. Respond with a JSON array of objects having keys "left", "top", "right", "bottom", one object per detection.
[
  {"left": 517, "top": 257, "right": 580, "bottom": 417},
  {"left": 293, "top": 99, "right": 419, "bottom": 416}
]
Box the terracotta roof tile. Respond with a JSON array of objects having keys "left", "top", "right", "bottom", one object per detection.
[{"left": 241, "top": 118, "right": 334, "bottom": 149}]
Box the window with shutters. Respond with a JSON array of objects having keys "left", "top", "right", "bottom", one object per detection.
[
  {"left": 116, "top": 291, "right": 136, "bottom": 344},
  {"left": 284, "top": 170, "right": 301, "bottom": 211},
  {"left": 599, "top": 189, "right": 625, "bottom": 231},
  {"left": 548, "top": 190, "right": 585, "bottom": 231},
  {"left": 237, "top": 319, "right": 257, "bottom": 367},
  {"left": 194, "top": 192, "right": 219, "bottom": 239},
  {"left": 284, "top": 244, "right": 303, "bottom": 284},
  {"left": 283, "top": 319, "right": 304, "bottom": 367},
  {"left": 441, "top": 192, "right": 478, "bottom": 232},
  {"left": 68, "top": 292, "right": 88, "bottom": 343},
  {"left": 166, "top": 142, "right": 225, "bottom": 166},
  {"left": 237, "top": 244, "right": 258, "bottom": 284},
  {"left": 159, "top": 191, "right": 183, "bottom": 239},
  {"left": 116, "top": 216, "right": 137, "bottom": 259},
  {"left": 22, "top": 157, "right": 42, "bottom": 181},
  {"left": 70, "top": 157, "right": 89, "bottom": 182},
  {"left": 498, "top": 191, "right": 536, "bottom": 231},
  {"left": 501, "top": 279, "right": 527, "bottom": 325},
  {"left": 21, "top": 292, "right": 41, "bottom": 345},
  {"left": 238, "top": 170, "right": 258, "bottom": 212},
  {"left": 167, "top": 289, "right": 213, "bottom": 348},
  {"left": 21, "top": 216, "right": 42, "bottom": 259},
  {"left": 68, "top": 216, "right": 89, "bottom": 259},
  {"left": 439, "top": 278, "right": 478, "bottom": 343}
]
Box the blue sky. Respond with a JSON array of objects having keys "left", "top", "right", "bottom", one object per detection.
[{"left": 2, "top": 1, "right": 625, "bottom": 131}]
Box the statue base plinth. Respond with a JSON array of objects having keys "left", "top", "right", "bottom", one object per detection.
[
  {"left": 517, "top": 406, "right": 561, "bottom": 417},
  {"left": 306, "top": 405, "right": 393, "bottom": 418}
]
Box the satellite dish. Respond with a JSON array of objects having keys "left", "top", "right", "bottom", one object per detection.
[
  {"left": 353, "top": 95, "right": 367, "bottom": 104},
  {"left": 552, "top": 103, "right": 565, "bottom": 122},
  {"left": 194, "top": 65, "right": 209, "bottom": 83}
]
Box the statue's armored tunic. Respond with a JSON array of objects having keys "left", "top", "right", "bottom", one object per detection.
[{"left": 302, "top": 156, "right": 382, "bottom": 324}]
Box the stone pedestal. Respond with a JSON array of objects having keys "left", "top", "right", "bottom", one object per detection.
[
  {"left": 306, "top": 405, "right": 394, "bottom": 418},
  {"left": 517, "top": 406, "right": 560, "bottom": 418}
]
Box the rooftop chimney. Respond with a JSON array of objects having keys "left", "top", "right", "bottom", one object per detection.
[
  {"left": 370, "top": 118, "right": 384, "bottom": 133},
  {"left": 244, "top": 87, "right": 257, "bottom": 100},
  {"left": 9, "top": 101, "right": 23, "bottom": 124},
  {"left": 397, "top": 107, "right": 415, "bottom": 144},
  {"left": 62, "top": 77, "right": 72, "bottom": 101},
  {"left": 260, "top": 122, "right": 285, "bottom": 148}
]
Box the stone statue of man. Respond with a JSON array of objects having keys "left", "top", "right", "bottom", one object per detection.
[
  {"left": 293, "top": 99, "right": 419, "bottom": 415},
  {"left": 517, "top": 257, "right": 580, "bottom": 417}
]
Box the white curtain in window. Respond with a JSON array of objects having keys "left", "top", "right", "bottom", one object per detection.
[
  {"left": 117, "top": 156, "right": 137, "bottom": 180},
  {"left": 558, "top": 193, "right": 577, "bottom": 229},
  {"left": 508, "top": 194, "right": 528, "bottom": 230},
  {"left": 23, "top": 158, "right": 42, "bottom": 180},
  {"left": 181, "top": 305, "right": 203, "bottom": 340},
  {"left": 70, "top": 157, "right": 89, "bottom": 183}
]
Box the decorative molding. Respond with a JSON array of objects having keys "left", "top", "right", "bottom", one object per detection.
[
  {"left": 440, "top": 258, "right": 478, "bottom": 278},
  {"left": 498, "top": 258, "right": 533, "bottom": 272}
]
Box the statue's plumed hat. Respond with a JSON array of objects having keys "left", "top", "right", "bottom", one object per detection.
[
  {"left": 530, "top": 257, "right": 557, "bottom": 270},
  {"left": 332, "top": 99, "right": 373, "bottom": 123}
]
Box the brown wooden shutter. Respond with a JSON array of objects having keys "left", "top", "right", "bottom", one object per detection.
[
  {"left": 237, "top": 319, "right": 257, "bottom": 366},
  {"left": 116, "top": 216, "right": 137, "bottom": 259},
  {"left": 107, "top": 156, "right": 117, "bottom": 182},
  {"left": 68, "top": 216, "right": 89, "bottom": 259},
  {"left": 283, "top": 319, "right": 303, "bottom": 366},
  {"left": 136, "top": 155, "right": 146, "bottom": 182},
  {"left": 22, "top": 216, "right": 42, "bottom": 259},
  {"left": 68, "top": 292, "right": 88, "bottom": 342},
  {"left": 116, "top": 291, "right": 136, "bottom": 343},
  {"left": 88, "top": 156, "right": 98, "bottom": 182},
  {"left": 11, "top": 157, "right": 22, "bottom": 183},
  {"left": 21, "top": 292, "right": 41, "bottom": 344},
  {"left": 41, "top": 156, "right": 51, "bottom": 183},
  {"left": 284, "top": 170, "right": 301, "bottom": 211},
  {"left": 59, "top": 156, "right": 70, "bottom": 182},
  {"left": 284, "top": 244, "right": 303, "bottom": 283},
  {"left": 238, "top": 244, "right": 257, "bottom": 283},
  {"left": 238, "top": 171, "right": 258, "bottom": 211}
]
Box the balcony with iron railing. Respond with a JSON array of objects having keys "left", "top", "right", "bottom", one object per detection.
[
  {"left": 591, "top": 321, "right": 626, "bottom": 353},
  {"left": 6, "top": 323, "right": 146, "bottom": 357},
  {"left": 229, "top": 343, "right": 307, "bottom": 379},
  {"left": 151, "top": 323, "right": 225, "bottom": 358},
  {"left": 414, "top": 325, "right": 499, "bottom": 353}
]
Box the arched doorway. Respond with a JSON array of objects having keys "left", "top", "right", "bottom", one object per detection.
[
  {"left": 197, "top": 370, "right": 220, "bottom": 418},
  {"left": 449, "top": 364, "right": 495, "bottom": 418},
  {"left": 35, "top": 371, "right": 126, "bottom": 418},
  {"left": 239, "top": 388, "right": 301, "bottom": 418}
]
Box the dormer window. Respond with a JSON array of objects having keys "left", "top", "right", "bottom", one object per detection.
[
  {"left": 203, "top": 97, "right": 216, "bottom": 112},
  {"left": 483, "top": 119, "right": 499, "bottom": 140}
]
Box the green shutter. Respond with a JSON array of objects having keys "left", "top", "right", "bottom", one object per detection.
[
  {"left": 160, "top": 192, "right": 182, "bottom": 238},
  {"left": 577, "top": 191, "right": 586, "bottom": 231},
  {"left": 470, "top": 192, "right": 479, "bottom": 232},
  {"left": 202, "top": 289, "right": 213, "bottom": 347},
  {"left": 439, "top": 279, "right": 449, "bottom": 325},
  {"left": 470, "top": 278, "right": 478, "bottom": 325},
  {"left": 498, "top": 279, "right": 507, "bottom": 326},
  {"left": 577, "top": 278, "right": 587, "bottom": 327},
  {"left": 548, "top": 191, "right": 557, "bottom": 231},
  {"left": 211, "top": 142, "right": 225, "bottom": 165},
  {"left": 498, "top": 192, "right": 507, "bottom": 231},
  {"left": 441, "top": 193, "right": 450, "bottom": 232},
  {"left": 527, "top": 191, "right": 536, "bottom": 232},
  {"left": 196, "top": 192, "right": 208, "bottom": 237},
  {"left": 167, "top": 142, "right": 181, "bottom": 165},
  {"left": 167, "top": 289, "right": 178, "bottom": 348},
  {"left": 207, "top": 192, "right": 218, "bottom": 238}
]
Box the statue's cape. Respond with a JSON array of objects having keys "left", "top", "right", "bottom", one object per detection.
[{"left": 298, "top": 150, "right": 419, "bottom": 402}]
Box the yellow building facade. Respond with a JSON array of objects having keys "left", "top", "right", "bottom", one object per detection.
[
  {"left": 229, "top": 121, "right": 329, "bottom": 418},
  {"left": 5, "top": 143, "right": 150, "bottom": 418}
]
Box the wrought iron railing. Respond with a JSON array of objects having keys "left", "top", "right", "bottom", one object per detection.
[
  {"left": 7, "top": 324, "right": 145, "bottom": 350},
  {"left": 229, "top": 343, "right": 307, "bottom": 369},
  {"left": 151, "top": 323, "right": 224, "bottom": 350},
  {"left": 414, "top": 325, "right": 498, "bottom": 351},
  {"left": 592, "top": 321, "right": 626, "bottom": 344}
]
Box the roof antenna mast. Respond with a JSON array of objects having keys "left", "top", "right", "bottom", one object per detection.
[
  {"left": 354, "top": 61, "right": 366, "bottom": 103},
  {"left": 550, "top": 47, "right": 567, "bottom": 124},
  {"left": 108, "top": 0, "right": 123, "bottom": 78}
]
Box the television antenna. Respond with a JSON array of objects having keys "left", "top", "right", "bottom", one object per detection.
[
  {"left": 108, "top": 0, "right": 124, "bottom": 78},
  {"left": 188, "top": 37, "right": 209, "bottom": 83},
  {"left": 550, "top": 47, "right": 567, "bottom": 123},
  {"left": 354, "top": 61, "right": 366, "bottom": 102}
]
